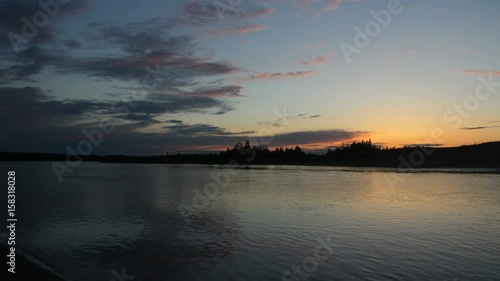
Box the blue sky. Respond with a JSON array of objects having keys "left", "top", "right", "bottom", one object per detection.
[{"left": 1, "top": 0, "right": 499, "bottom": 154}]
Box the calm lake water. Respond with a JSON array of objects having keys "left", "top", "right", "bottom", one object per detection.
[{"left": 1, "top": 162, "right": 500, "bottom": 281}]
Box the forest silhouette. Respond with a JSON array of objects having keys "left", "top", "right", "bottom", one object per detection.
[{"left": 2, "top": 140, "right": 499, "bottom": 168}]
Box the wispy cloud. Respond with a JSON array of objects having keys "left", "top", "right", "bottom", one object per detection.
[
  {"left": 323, "top": 0, "right": 343, "bottom": 11},
  {"left": 0, "top": 86, "right": 239, "bottom": 125},
  {"left": 254, "top": 7, "right": 276, "bottom": 17},
  {"left": 0, "top": 0, "right": 92, "bottom": 48},
  {"left": 239, "top": 71, "right": 317, "bottom": 81},
  {"left": 297, "top": 113, "right": 322, "bottom": 119},
  {"left": 400, "top": 143, "right": 445, "bottom": 147},
  {"left": 182, "top": 85, "right": 245, "bottom": 98},
  {"left": 301, "top": 0, "right": 344, "bottom": 12},
  {"left": 461, "top": 126, "right": 500, "bottom": 130},
  {"left": 164, "top": 121, "right": 254, "bottom": 136},
  {"left": 210, "top": 24, "right": 268, "bottom": 38},
  {"left": 460, "top": 70, "right": 500, "bottom": 76},
  {"left": 270, "top": 129, "right": 367, "bottom": 147},
  {"left": 179, "top": 2, "right": 274, "bottom": 26},
  {"left": 300, "top": 55, "right": 331, "bottom": 65}
]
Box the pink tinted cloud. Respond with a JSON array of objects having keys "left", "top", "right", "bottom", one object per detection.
[
  {"left": 240, "top": 70, "right": 317, "bottom": 81},
  {"left": 460, "top": 70, "right": 500, "bottom": 76},
  {"left": 323, "top": 0, "right": 342, "bottom": 11},
  {"left": 300, "top": 55, "right": 331, "bottom": 65},
  {"left": 210, "top": 24, "right": 268, "bottom": 37},
  {"left": 236, "top": 24, "right": 268, "bottom": 33},
  {"left": 253, "top": 7, "right": 276, "bottom": 17},
  {"left": 301, "top": 0, "right": 343, "bottom": 12}
]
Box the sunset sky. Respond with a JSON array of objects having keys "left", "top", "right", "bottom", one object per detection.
[{"left": 1, "top": 0, "right": 499, "bottom": 154}]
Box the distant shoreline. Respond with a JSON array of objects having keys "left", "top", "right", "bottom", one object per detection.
[{"left": 1, "top": 141, "right": 499, "bottom": 169}]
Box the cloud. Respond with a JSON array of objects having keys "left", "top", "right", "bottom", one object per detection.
[
  {"left": 0, "top": 86, "right": 244, "bottom": 153},
  {"left": 76, "top": 21, "right": 240, "bottom": 81},
  {"left": 103, "top": 128, "right": 359, "bottom": 154},
  {"left": 69, "top": 53, "right": 237, "bottom": 82},
  {"left": 182, "top": 85, "right": 245, "bottom": 98},
  {"left": 96, "top": 128, "right": 367, "bottom": 154},
  {"left": 0, "top": 88, "right": 367, "bottom": 154},
  {"left": 0, "top": 86, "right": 110, "bottom": 147},
  {"left": 239, "top": 70, "right": 316, "bottom": 81},
  {"left": 164, "top": 121, "right": 254, "bottom": 136},
  {"left": 0, "top": 1, "right": 366, "bottom": 155},
  {"left": 0, "top": 0, "right": 91, "bottom": 49},
  {"left": 0, "top": 18, "right": 246, "bottom": 122},
  {"left": 0, "top": 19, "right": 241, "bottom": 87},
  {"left": 460, "top": 70, "right": 500, "bottom": 76},
  {"left": 401, "top": 143, "right": 445, "bottom": 147},
  {"left": 0, "top": 86, "right": 240, "bottom": 137},
  {"left": 64, "top": 39, "right": 82, "bottom": 49},
  {"left": 461, "top": 126, "right": 500, "bottom": 131},
  {"left": 297, "top": 113, "right": 322, "bottom": 119},
  {"left": 235, "top": 24, "right": 268, "bottom": 33},
  {"left": 323, "top": 0, "right": 343, "bottom": 11},
  {"left": 0, "top": 86, "right": 108, "bottom": 118},
  {"left": 123, "top": 113, "right": 161, "bottom": 123},
  {"left": 0, "top": 5, "right": 251, "bottom": 148},
  {"left": 254, "top": 7, "right": 276, "bottom": 17},
  {"left": 0, "top": 1, "right": 349, "bottom": 155},
  {"left": 300, "top": 0, "right": 344, "bottom": 13},
  {"left": 300, "top": 55, "right": 331, "bottom": 65},
  {"left": 210, "top": 24, "right": 268, "bottom": 38},
  {"left": 269, "top": 129, "right": 367, "bottom": 147},
  {"left": 179, "top": 1, "right": 274, "bottom": 26},
  {"left": 6, "top": 45, "right": 66, "bottom": 82},
  {"left": 166, "top": 119, "right": 184, "bottom": 124},
  {"left": 118, "top": 95, "right": 235, "bottom": 115},
  {"left": 299, "top": 0, "right": 343, "bottom": 12}
]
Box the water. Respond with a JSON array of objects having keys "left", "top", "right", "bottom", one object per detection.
[{"left": 1, "top": 162, "right": 499, "bottom": 281}]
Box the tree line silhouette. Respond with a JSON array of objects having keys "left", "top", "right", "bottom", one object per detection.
[
  {"left": 152, "top": 139, "right": 389, "bottom": 165},
  {"left": 1, "top": 140, "right": 499, "bottom": 168}
]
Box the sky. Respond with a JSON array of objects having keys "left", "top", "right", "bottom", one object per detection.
[{"left": 1, "top": 0, "right": 499, "bottom": 154}]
